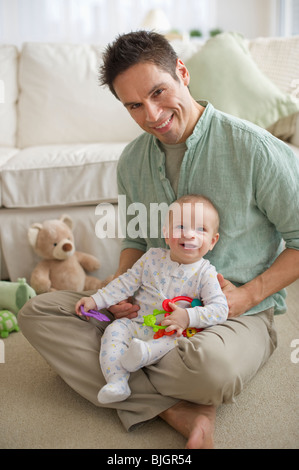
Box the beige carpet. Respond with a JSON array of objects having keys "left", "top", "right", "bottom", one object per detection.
[{"left": 1, "top": 280, "right": 298, "bottom": 449}]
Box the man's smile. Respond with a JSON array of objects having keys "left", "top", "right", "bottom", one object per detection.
[{"left": 154, "top": 114, "right": 174, "bottom": 130}]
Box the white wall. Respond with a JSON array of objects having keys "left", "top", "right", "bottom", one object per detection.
[
  {"left": 0, "top": 0, "right": 217, "bottom": 46},
  {"left": 0, "top": 0, "right": 284, "bottom": 46},
  {"left": 214, "top": 0, "right": 279, "bottom": 38}
]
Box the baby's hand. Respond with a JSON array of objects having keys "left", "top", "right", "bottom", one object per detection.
[
  {"left": 161, "top": 302, "right": 189, "bottom": 336},
  {"left": 75, "top": 296, "right": 97, "bottom": 317}
]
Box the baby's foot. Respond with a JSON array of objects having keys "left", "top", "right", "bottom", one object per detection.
[
  {"left": 120, "top": 338, "right": 151, "bottom": 372},
  {"left": 97, "top": 380, "right": 131, "bottom": 404}
]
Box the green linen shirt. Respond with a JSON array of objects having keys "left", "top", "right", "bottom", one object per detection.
[{"left": 117, "top": 102, "right": 299, "bottom": 315}]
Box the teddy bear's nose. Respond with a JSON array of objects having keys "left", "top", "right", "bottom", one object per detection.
[{"left": 63, "top": 243, "right": 73, "bottom": 252}]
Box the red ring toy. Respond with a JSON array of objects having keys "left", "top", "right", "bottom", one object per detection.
[
  {"left": 162, "top": 296, "right": 193, "bottom": 312},
  {"left": 153, "top": 296, "right": 203, "bottom": 339}
]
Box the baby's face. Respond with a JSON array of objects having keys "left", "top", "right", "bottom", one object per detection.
[{"left": 164, "top": 201, "right": 219, "bottom": 264}]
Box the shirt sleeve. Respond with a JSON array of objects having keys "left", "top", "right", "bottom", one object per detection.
[
  {"left": 254, "top": 136, "right": 299, "bottom": 251},
  {"left": 117, "top": 158, "right": 147, "bottom": 253},
  {"left": 186, "top": 264, "right": 229, "bottom": 328}
]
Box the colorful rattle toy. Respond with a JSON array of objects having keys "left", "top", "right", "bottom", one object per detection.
[
  {"left": 143, "top": 296, "right": 203, "bottom": 339},
  {"left": 80, "top": 305, "right": 110, "bottom": 322},
  {"left": 0, "top": 309, "right": 20, "bottom": 338}
]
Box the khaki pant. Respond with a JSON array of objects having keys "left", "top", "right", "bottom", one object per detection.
[{"left": 18, "top": 290, "right": 277, "bottom": 431}]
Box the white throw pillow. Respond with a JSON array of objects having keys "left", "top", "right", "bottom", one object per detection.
[
  {"left": 17, "top": 43, "right": 142, "bottom": 148},
  {"left": 0, "top": 45, "right": 18, "bottom": 147}
]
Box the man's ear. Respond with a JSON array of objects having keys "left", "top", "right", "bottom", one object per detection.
[{"left": 176, "top": 59, "right": 190, "bottom": 86}]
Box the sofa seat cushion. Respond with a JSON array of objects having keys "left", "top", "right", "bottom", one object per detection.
[
  {"left": 0, "top": 205, "right": 122, "bottom": 282},
  {"left": 0, "top": 147, "right": 19, "bottom": 206},
  {"left": 1, "top": 143, "right": 127, "bottom": 208}
]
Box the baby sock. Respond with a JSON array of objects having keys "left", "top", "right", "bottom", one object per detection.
[
  {"left": 120, "top": 338, "right": 152, "bottom": 372},
  {"left": 97, "top": 377, "right": 131, "bottom": 404}
]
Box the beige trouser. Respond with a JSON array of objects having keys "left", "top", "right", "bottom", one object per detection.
[{"left": 18, "top": 290, "right": 277, "bottom": 431}]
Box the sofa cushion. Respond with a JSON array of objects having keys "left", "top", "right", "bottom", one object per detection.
[
  {"left": 17, "top": 43, "right": 142, "bottom": 148},
  {"left": 186, "top": 32, "right": 299, "bottom": 133},
  {"left": 249, "top": 35, "right": 299, "bottom": 141},
  {"left": 0, "top": 45, "right": 18, "bottom": 147},
  {"left": 249, "top": 36, "right": 299, "bottom": 98},
  {"left": 1, "top": 143, "right": 127, "bottom": 208}
]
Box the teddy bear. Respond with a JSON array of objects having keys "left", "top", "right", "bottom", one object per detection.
[{"left": 28, "top": 214, "right": 110, "bottom": 295}]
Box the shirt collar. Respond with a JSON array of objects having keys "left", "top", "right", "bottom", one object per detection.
[{"left": 185, "top": 101, "right": 213, "bottom": 148}]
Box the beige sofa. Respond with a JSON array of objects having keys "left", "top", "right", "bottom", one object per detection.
[{"left": 0, "top": 34, "right": 298, "bottom": 284}]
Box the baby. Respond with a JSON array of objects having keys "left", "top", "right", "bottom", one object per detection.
[{"left": 76, "top": 194, "right": 228, "bottom": 404}]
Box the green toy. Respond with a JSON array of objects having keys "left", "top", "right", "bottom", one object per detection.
[
  {"left": 143, "top": 309, "right": 168, "bottom": 333},
  {"left": 0, "top": 310, "right": 20, "bottom": 338},
  {"left": 0, "top": 278, "right": 36, "bottom": 315}
]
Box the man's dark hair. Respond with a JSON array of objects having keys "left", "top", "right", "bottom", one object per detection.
[{"left": 99, "top": 30, "right": 179, "bottom": 99}]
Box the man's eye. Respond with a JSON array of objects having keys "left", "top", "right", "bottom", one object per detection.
[
  {"left": 130, "top": 103, "right": 141, "bottom": 110},
  {"left": 154, "top": 89, "right": 163, "bottom": 97},
  {"left": 196, "top": 227, "right": 204, "bottom": 232}
]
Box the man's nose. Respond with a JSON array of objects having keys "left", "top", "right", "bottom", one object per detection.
[{"left": 145, "top": 102, "right": 161, "bottom": 122}]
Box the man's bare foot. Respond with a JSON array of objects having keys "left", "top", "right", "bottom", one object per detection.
[{"left": 159, "top": 401, "right": 216, "bottom": 449}]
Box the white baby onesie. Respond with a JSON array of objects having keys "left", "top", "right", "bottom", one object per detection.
[{"left": 92, "top": 248, "right": 228, "bottom": 403}]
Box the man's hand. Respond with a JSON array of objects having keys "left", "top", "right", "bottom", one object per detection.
[
  {"left": 108, "top": 297, "right": 139, "bottom": 320},
  {"left": 161, "top": 302, "right": 189, "bottom": 336},
  {"left": 217, "top": 274, "right": 252, "bottom": 317},
  {"left": 218, "top": 249, "right": 299, "bottom": 318}
]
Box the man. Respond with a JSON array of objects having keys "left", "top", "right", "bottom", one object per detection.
[{"left": 19, "top": 31, "right": 299, "bottom": 449}]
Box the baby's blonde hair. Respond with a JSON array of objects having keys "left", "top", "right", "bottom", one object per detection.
[{"left": 165, "top": 194, "right": 220, "bottom": 234}]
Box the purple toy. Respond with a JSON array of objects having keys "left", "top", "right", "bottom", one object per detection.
[{"left": 80, "top": 305, "right": 110, "bottom": 322}]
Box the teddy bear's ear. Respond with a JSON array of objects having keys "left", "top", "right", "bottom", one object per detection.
[
  {"left": 28, "top": 223, "right": 43, "bottom": 247},
  {"left": 60, "top": 214, "right": 73, "bottom": 229}
]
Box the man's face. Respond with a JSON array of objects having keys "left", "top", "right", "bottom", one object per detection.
[{"left": 113, "top": 60, "right": 200, "bottom": 144}]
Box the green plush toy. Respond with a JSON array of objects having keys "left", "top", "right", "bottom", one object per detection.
[
  {"left": 0, "top": 278, "right": 36, "bottom": 315},
  {"left": 0, "top": 310, "right": 20, "bottom": 338}
]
